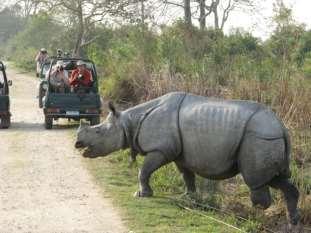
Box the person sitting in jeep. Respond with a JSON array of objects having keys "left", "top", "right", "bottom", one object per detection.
[
  {"left": 56, "top": 49, "right": 63, "bottom": 58},
  {"left": 50, "top": 61, "right": 69, "bottom": 93},
  {"left": 69, "top": 60, "right": 93, "bottom": 92},
  {"left": 35, "top": 48, "right": 49, "bottom": 77}
]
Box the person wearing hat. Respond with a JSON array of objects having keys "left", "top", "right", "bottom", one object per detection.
[
  {"left": 35, "top": 48, "right": 49, "bottom": 77},
  {"left": 69, "top": 60, "right": 93, "bottom": 91},
  {"left": 56, "top": 49, "right": 63, "bottom": 58},
  {"left": 63, "top": 52, "right": 70, "bottom": 58},
  {"left": 50, "top": 60, "right": 69, "bottom": 93}
]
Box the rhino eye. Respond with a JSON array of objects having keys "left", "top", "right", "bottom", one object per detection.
[{"left": 95, "top": 128, "right": 101, "bottom": 134}]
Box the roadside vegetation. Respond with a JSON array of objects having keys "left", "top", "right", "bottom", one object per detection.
[
  {"left": 85, "top": 150, "right": 265, "bottom": 232},
  {"left": 1, "top": 0, "right": 310, "bottom": 232}
]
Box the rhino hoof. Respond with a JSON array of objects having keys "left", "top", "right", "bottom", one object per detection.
[
  {"left": 286, "top": 222, "right": 303, "bottom": 233},
  {"left": 134, "top": 190, "right": 153, "bottom": 198},
  {"left": 289, "top": 211, "right": 300, "bottom": 226}
]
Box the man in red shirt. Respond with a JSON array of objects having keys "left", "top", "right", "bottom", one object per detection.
[{"left": 69, "top": 60, "right": 93, "bottom": 89}]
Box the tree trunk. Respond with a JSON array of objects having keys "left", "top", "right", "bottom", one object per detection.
[
  {"left": 199, "top": 0, "right": 206, "bottom": 30},
  {"left": 211, "top": 0, "right": 220, "bottom": 30},
  {"left": 73, "top": 1, "right": 84, "bottom": 57},
  {"left": 184, "top": 0, "right": 192, "bottom": 26},
  {"left": 213, "top": 8, "right": 219, "bottom": 29},
  {"left": 141, "top": 0, "right": 145, "bottom": 25}
]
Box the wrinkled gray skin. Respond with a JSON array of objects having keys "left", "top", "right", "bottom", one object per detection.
[{"left": 75, "top": 92, "right": 300, "bottom": 226}]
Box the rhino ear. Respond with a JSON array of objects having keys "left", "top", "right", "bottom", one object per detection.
[{"left": 108, "top": 101, "right": 120, "bottom": 118}]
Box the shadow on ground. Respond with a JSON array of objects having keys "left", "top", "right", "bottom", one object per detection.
[{"left": 4, "top": 121, "right": 79, "bottom": 132}]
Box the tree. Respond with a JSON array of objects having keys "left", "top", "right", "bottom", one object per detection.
[
  {"left": 164, "top": 0, "right": 258, "bottom": 31},
  {"left": 0, "top": 6, "right": 23, "bottom": 44},
  {"left": 163, "top": 0, "right": 192, "bottom": 27},
  {"left": 184, "top": 0, "right": 192, "bottom": 26},
  {"left": 54, "top": 0, "right": 131, "bottom": 57},
  {"left": 203, "top": 0, "right": 257, "bottom": 30},
  {"left": 198, "top": 0, "right": 207, "bottom": 30},
  {"left": 268, "top": 0, "right": 305, "bottom": 78},
  {"left": 13, "top": 0, "right": 53, "bottom": 18}
]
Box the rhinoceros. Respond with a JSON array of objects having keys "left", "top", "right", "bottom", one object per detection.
[{"left": 75, "top": 92, "right": 300, "bottom": 225}]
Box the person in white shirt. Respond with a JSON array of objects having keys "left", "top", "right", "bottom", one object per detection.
[
  {"left": 35, "top": 48, "right": 49, "bottom": 77},
  {"left": 50, "top": 61, "right": 69, "bottom": 93}
]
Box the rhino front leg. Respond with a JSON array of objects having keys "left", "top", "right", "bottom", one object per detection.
[
  {"left": 135, "top": 151, "right": 170, "bottom": 197},
  {"left": 175, "top": 162, "right": 196, "bottom": 195}
]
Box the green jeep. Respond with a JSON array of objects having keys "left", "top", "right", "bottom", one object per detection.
[
  {"left": 42, "top": 58, "right": 102, "bottom": 129},
  {"left": 0, "top": 61, "right": 12, "bottom": 128}
]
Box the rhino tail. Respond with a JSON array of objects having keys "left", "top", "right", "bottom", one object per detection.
[{"left": 281, "top": 127, "right": 291, "bottom": 179}]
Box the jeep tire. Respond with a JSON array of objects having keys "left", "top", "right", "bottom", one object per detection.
[
  {"left": 0, "top": 116, "right": 10, "bottom": 129},
  {"left": 44, "top": 116, "right": 53, "bottom": 129}
]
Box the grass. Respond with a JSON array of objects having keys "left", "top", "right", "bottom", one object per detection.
[
  {"left": 82, "top": 142, "right": 311, "bottom": 232},
  {"left": 67, "top": 79, "right": 310, "bottom": 232},
  {"left": 84, "top": 150, "right": 273, "bottom": 233}
]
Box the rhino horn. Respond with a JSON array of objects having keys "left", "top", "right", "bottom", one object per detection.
[{"left": 108, "top": 101, "right": 120, "bottom": 117}]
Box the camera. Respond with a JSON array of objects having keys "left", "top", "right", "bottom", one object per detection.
[
  {"left": 78, "top": 74, "right": 84, "bottom": 80},
  {"left": 57, "top": 65, "right": 64, "bottom": 72}
]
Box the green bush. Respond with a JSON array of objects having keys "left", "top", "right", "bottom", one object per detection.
[
  {"left": 301, "top": 53, "right": 311, "bottom": 77},
  {"left": 5, "top": 13, "right": 72, "bottom": 70},
  {"left": 10, "top": 47, "right": 37, "bottom": 71}
]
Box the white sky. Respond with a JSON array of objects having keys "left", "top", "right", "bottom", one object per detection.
[
  {"left": 150, "top": 0, "right": 311, "bottom": 40},
  {"left": 224, "top": 0, "right": 311, "bottom": 39},
  {"left": 3, "top": 0, "right": 311, "bottom": 40}
]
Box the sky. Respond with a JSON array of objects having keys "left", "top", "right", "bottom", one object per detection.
[
  {"left": 149, "top": 0, "right": 311, "bottom": 40},
  {"left": 2, "top": 0, "right": 311, "bottom": 40},
  {"left": 224, "top": 0, "right": 311, "bottom": 39}
]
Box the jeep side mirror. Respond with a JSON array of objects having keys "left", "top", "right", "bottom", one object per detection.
[{"left": 8, "top": 80, "right": 12, "bottom": 86}]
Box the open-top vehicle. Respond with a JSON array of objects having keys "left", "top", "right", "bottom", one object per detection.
[
  {"left": 0, "top": 61, "right": 12, "bottom": 128},
  {"left": 42, "top": 58, "right": 101, "bottom": 129}
]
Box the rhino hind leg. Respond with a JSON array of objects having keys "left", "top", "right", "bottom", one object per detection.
[
  {"left": 175, "top": 162, "right": 196, "bottom": 194},
  {"left": 250, "top": 186, "right": 272, "bottom": 209},
  {"left": 269, "top": 177, "right": 300, "bottom": 225},
  {"left": 135, "top": 151, "right": 170, "bottom": 198},
  {"left": 238, "top": 135, "right": 287, "bottom": 191}
]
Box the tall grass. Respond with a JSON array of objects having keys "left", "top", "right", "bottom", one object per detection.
[
  {"left": 95, "top": 23, "right": 311, "bottom": 228},
  {"left": 115, "top": 67, "right": 311, "bottom": 229}
]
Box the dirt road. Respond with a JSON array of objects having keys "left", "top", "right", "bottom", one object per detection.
[{"left": 0, "top": 65, "right": 127, "bottom": 233}]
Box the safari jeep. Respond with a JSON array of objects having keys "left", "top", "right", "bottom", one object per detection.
[
  {"left": 42, "top": 58, "right": 101, "bottom": 129},
  {"left": 0, "top": 61, "right": 12, "bottom": 128}
]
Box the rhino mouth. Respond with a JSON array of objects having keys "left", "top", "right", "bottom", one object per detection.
[
  {"left": 75, "top": 140, "right": 85, "bottom": 149},
  {"left": 75, "top": 141, "right": 97, "bottom": 158},
  {"left": 82, "top": 145, "right": 101, "bottom": 158}
]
